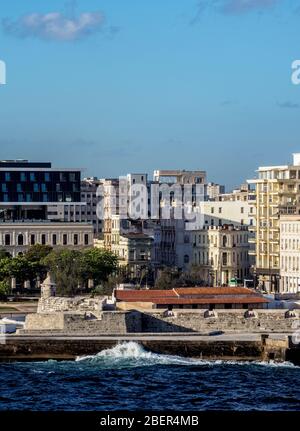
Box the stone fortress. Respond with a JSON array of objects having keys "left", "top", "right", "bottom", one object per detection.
[{"left": 20, "top": 273, "right": 300, "bottom": 336}]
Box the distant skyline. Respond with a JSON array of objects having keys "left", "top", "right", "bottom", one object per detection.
[{"left": 0, "top": 0, "right": 300, "bottom": 190}]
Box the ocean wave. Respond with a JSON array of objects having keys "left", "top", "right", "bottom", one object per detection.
[{"left": 75, "top": 342, "right": 298, "bottom": 369}]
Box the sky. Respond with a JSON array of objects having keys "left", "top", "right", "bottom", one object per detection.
[{"left": 0, "top": 0, "right": 300, "bottom": 190}]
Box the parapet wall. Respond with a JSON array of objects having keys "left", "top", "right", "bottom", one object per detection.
[
  {"left": 21, "top": 309, "right": 299, "bottom": 335},
  {"left": 140, "top": 310, "right": 300, "bottom": 333},
  {"left": 23, "top": 311, "right": 142, "bottom": 335}
]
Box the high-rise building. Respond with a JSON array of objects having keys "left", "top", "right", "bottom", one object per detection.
[
  {"left": 247, "top": 153, "right": 300, "bottom": 293},
  {"left": 0, "top": 159, "right": 81, "bottom": 221},
  {"left": 0, "top": 160, "right": 93, "bottom": 260}
]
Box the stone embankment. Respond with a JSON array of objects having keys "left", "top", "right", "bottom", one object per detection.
[
  {"left": 0, "top": 309, "right": 298, "bottom": 363},
  {"left": 19, "top": 309, "right": 300, "bottom": 335}
]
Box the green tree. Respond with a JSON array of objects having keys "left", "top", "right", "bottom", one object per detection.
[
  {"left": 43, "top": 249, "right": 82, "bottom": 295},
  {"left": 79, "top": 248, "right": 118, "bottom": 287},
  {"left": 0, "top": 280, "right": 10, "bottom": 297},
  {"left": 0, "top": 249, "right": 11, "bottom": 260},
  {"left": 5, "top": 256, "right": 35, "bottom": 284},
  {"left": 24, "top": 244, "right": 53, "bottom": 282},
  {"left": 153, "top": 268, "right": 178, "bottom": 290},
  {"left": 0, "top": 257, "right": 11, "bottom": 281},
  {"left": 25, "top": 244, "right": 53, "bottom": 262}
]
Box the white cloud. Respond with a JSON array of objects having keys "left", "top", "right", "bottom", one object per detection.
[{"left": 2, "top": 11, "right": 105, "bottom": 41}]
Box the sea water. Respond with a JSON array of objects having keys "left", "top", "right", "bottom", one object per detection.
[{"left": 0, "top": 342, "right": 299, "bottom": 411}]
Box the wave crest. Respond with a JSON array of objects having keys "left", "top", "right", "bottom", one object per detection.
[{"left": 75, "top": 342, "right": 297, "bottom": 369}]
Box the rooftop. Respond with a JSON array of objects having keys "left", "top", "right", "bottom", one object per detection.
[{"left": 115, "top": 286, "right": 269, "bottom": 305}]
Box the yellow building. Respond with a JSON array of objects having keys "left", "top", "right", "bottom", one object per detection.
[{"left": 247, "top": 153, "right": 300, "bottom": 293}]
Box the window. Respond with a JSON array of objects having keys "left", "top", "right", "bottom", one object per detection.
[
  {"left": 84, "top": 234, "right": 89, "bottom": 245},
  {"left": 30, "top": 235, "right": 35, "bottom": 245},
  {"left": 41, "top": 234, "right": 46, "bottom": 245},
  {"left": 63, "top": 234, "right": 68, "bottom": 245},
  {"left": 211, "top": 207, "right": 214, "bottom": 214},
  {"left": 1, "top": 184, "right": 7, "bottom": 192},
  {"left": 69, "top": 173, "right": 76, "bottom": 182},
  {"left": 241, "top": 207, "right": 244, "bottom": 214},
  {"left": 20, "top": 172, "right": 26, "bottom": 182},
  {"left": 30, "top": 173, "right": 36, "bottom": 182},
  {"left": 5, "top": 172, "right": 11, "bottom": 181},
  {"left": 184, "top": 254, "right": 190, "bottom": 263},
  {"left": 17, "top": 234, "right": 24, "bottom": 246},
  {"left": 5, "top": 234, "right": 11, "bottom": 246},
  {"left": 74, "top": 234, "right": 78, "bottom": 245},
  {"left": 60, "top": 173, "right": 67, "bottom": 182},
  {"left": 44, "top": 173, "right": 51, "bottom": 182},
  {"left": 52, "top": 234, "right": 57, "bottom": 246},
  {"left": 33, "top": 184, "right": 39, "bottom": 193}
]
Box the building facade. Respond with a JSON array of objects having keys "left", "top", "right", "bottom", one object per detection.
[
  {"left": 191, "top": 225, "right": 250, "bottom": 286},
  {"left": 247, "top": 153, "right": 300, "bottom": 292},
  {"left": 0, "top": 221, "right": 94, "bottom": 257},
  {"left": 280, "top": 215, "right": 300, "bottom": 294},
  {"left": 0, "top": 160, "right": 81, "bottom": 221}
]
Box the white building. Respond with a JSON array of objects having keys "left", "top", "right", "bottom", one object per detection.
[
  {"left": 280, "top": 215, "right": 300, "bottom": 294},
  {"left": 0, "top": 221, "right": 94, "bottom": 257}
]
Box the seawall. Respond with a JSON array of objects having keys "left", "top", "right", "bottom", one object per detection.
[{"left": 0, "top": 334, "right": 299, "bottom": 364}]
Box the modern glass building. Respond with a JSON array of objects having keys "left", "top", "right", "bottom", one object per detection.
[{"left": 0, "top": 160, "right": 82, "bottom": 221}]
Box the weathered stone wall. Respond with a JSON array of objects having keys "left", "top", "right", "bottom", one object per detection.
[
  {"left": 22, "top": 309, "right": 299, "bottom": 335},
  {"left": 23, "top": 311, "right": 141, "bottom": 334},
  {"left": 140, "top": 310, "right": 300, "bottom": 333},
  {"left": 37, "top": 296, "right": 106, "bottom": 314},
  {"left": 25, "top": 313, "right": 65, "bottom": 331}
]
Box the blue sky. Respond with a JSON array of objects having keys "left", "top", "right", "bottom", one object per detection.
[{"left": 0, "top": 0, "right": 300, "bottom": 190}]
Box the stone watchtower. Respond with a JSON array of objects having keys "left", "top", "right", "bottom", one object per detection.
[{"left": 41, "top": 272, "right": 56, "bottom": 299}]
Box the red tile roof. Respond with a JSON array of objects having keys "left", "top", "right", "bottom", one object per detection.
[
  {"left": 153, "top": 297, "right": 269, "bottom": 305},
  {"left": 114, "top": 286, "right": 269, "bottom": 305}
]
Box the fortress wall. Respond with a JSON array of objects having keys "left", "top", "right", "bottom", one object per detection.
[
  {"left": 141, "top": 310, "right": 299, "bottom": 333},
  {"left": 22, "top": 309, "right": 299, "bottom": 335},
  {"left": 23, "top": 311, "right": 142, "bottom": 334}
]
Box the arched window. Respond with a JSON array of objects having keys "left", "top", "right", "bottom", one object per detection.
[
  {"left": 17, "top": 234, "right": 24, "bottom": 246},
  {"left": 223, "top": 235, "right": 227, "bottom": 247},
  {"left": 184, "top": 254, "right": 190, "bottom": 264}
]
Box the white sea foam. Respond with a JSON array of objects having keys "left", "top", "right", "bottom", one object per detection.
[{"left": 75, "top": 342, "right": 298, "bottom": 368}]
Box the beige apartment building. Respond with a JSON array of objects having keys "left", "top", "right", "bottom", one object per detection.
[
  {"left": 95, "top": 214, "right": 153, "bottom": 279},
  {"left": 0, "top": 221, "right": 94, "bottom": 256},
  {"left": 191, "top": 225, "right": 250, "bottom": 286},
  {"left": 247, "top": 153, "right": 300, "bottom": 293},
  {"left": 280, "top": 215, "right": 300, "bottom": 294}
]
